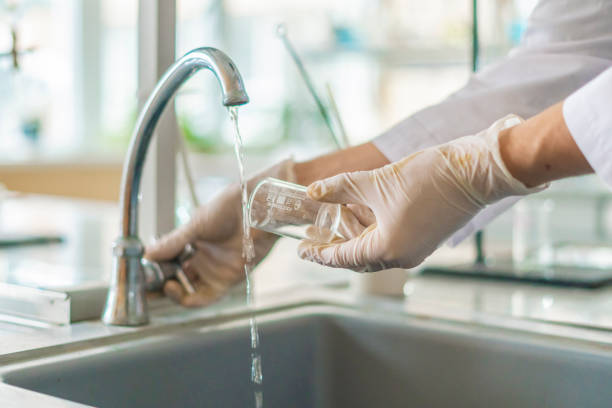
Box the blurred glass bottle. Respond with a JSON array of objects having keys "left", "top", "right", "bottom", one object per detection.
[
  {"left": 512, "top": 198, "right": 555, "bottom": 269},
  {"left": 1, "top": 3, "right": 49, "bottom": 150}
]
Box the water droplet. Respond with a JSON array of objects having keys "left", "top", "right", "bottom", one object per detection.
[
  {"left": 251, "top": 353, "right": 263, "bottom": 384},
  {"left": 255, "top": 390, "right": 264, "bottom": 408},
  {"left": 250, "top": 319, "right": 260, "bottom": 348}
]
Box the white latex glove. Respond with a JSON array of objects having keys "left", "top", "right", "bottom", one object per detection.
[
  {"left": 145, "top": 159, "right": 296, "bottom": 307},
  {"left": 298, "top": 115, "right": 546, "bottom": 272}
]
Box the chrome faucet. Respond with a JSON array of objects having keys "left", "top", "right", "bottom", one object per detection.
[{"left": 102, "top": 47, "right": 249, "bottom": 326}]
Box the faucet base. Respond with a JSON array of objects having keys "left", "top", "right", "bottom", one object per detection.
[{"left": 102, "top": 237, "right": 149, "bottom": 326}]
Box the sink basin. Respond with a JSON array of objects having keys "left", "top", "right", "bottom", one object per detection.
[{"left": 2, "top": 304, "right": 612, "bottom": 407}]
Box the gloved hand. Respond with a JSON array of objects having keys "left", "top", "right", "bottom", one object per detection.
[
  {"left": 145, "top": 159, "right": 296, "bottom": 307},
  {"left": 298, "top": 115, "right": 546, "bottom": 272}
]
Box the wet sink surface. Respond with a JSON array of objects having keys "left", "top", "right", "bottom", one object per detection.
[{"left": 3, "top": 305, "right": 612, "bottom": 408}]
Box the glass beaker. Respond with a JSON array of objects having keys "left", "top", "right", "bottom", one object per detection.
[
  {"left": 512, "top": 198, "right": 555, "bottom": 269},
  {"left": 248, "top": 178, "right": 342, "bottom": 242}
]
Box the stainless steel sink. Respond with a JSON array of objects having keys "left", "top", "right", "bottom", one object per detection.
[{"left": 2, "top": 304, "right": 612, "bottom": 407}]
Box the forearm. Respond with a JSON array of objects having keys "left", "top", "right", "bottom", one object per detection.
[
  {"left": 499, "top": 102, "right": 593, "bottom": 188},
  {"left": 294, "top": 142, "right": 389, "bottom": 185}
]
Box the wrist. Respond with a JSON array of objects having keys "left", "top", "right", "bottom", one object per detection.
[
  {"left": 498, "top": 124, "right": 541, "bottom": 188},
  {"left": 499, "top": 102, "right": 592, "bottom": 188},
  {"left": 295, "top": 142, "right": 390, "bottom": 186},
  {"left": 294, "top": 160, "right": 320, "bottom": 186}
]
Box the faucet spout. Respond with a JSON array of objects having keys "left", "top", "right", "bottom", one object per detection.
[{"left": 102, "top": 47, "right": 249, "bottom": 326}]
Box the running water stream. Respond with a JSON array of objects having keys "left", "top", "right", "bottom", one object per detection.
[{"left": 228, "top": 106, "right": 263, "bottom": 408}]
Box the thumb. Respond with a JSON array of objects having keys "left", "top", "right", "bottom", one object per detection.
[
  {"left": 144, "top": 223, "right": 193, "bottom": 261},
  {"left": 307, "top": 171, "right": 369, "bottom": 206},
  {"left": 144, "top": 200, "right": 235, "bottom": 261},
  {"left": 298, "top": 224, "right": 381, "bottom": 271}
]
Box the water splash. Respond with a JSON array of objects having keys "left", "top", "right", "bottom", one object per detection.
[{"left": 229, "top": 106, "right": 263, "bottom": 406}]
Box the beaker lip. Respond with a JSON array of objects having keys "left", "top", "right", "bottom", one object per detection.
[
  {"left": 259, "top": 177, "right": 307, "bottom": 191},
  {"left": 247, "top": 180, "right": 262, "bottom": 228}
]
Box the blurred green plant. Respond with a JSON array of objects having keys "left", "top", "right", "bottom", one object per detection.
[
  {"left": 178, "top": 113, "right": 225, "bottom": 153},
  {"left": 99, "top": 99, "right": 336, "bottom": 155},
  {"left": 100, "top": 103, "right": 138, "bottom": 151}
]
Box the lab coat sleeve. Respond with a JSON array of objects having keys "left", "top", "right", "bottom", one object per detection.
[
  {"left": 373, "top": 0, "right": 612, "bottom": 160},
  {"left": 563, "top": 67, "right": 612, "bottom": 189},
  {"left": 372, "top": 57, "right": 611, "bottom": 162},
  {"left": 371, "top": 0, "right": 612, "bottom": 245}
]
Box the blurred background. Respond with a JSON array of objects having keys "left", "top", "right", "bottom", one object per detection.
[
  {"left": 3, "top": 0, "right": 611, "bottom": 248},
  {"left": 3, "top": 0, "right": 612, "bottom": 277},
  {"left": 0, "top": 0, "right": 537, "bottom": 198}
]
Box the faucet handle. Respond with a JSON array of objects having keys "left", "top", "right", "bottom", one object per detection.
[{"left": 141, "top": 244, "right": 196, "bottom": 294}]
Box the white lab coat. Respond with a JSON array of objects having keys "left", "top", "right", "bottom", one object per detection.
[
  {"left": 372, "top": 0, "right": 612, "bottom": 244},
  {"left": 564, "top": 67, "right": 612, "bottom": 188}
]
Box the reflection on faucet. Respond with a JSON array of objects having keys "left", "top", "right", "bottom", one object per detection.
[{"left": 102, "top": 47, "right": 249, "bottom": 326}]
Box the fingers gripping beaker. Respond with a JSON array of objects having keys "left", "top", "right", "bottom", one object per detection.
[{"left": 248, "top": 178, "right": 342, "bottom": 242}]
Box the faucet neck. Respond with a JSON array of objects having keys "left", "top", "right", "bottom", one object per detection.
[{"left": 119, "top": 47, "right": 249, "bottom": 238}]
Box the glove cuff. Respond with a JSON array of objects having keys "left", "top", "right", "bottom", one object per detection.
[{"left": 484, "top": 114, "right": 549, "bottom": 200}]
